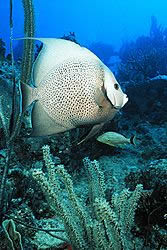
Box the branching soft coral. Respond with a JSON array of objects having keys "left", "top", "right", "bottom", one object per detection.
[{"left": 32, "top": 145, "right": 144, "bottom": 250}]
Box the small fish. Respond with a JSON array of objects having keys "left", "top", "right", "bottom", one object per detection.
[
  {"left": 97, "top": 132, "right": 136, "bottom": 147},
  {"left": 21, "top": 38, "right": 128, "bottom": 139}
]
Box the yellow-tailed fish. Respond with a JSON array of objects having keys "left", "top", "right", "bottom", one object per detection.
[{"left": 97, "top": 132, "right": 136, "bottom": 147}]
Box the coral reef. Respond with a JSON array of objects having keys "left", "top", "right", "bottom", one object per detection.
[
  {"left": 0, "top": 10, "right": 167, "bottom": 250},
  {"left": 118, "top": 16, "right": 167, "bottom": 82},
  {"left": 125, "top": 160, "right": 167, "bottom": 248}
]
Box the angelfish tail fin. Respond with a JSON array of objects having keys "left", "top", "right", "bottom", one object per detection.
[
  {"left": 21, "top": 82, "right": 37, "bottom": 112},
  {"left": 130, "top": 135, "right": 136, "bottom": 145}
]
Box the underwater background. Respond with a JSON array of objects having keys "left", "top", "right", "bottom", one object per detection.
[{"left": 0, "top": 0, "right": 167, "bottom": 249}]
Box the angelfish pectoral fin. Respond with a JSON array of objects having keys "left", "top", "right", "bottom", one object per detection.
[
  {"left": 21, "top": 82, "right": 36, "bottom": 112},
  {"left": 77, "top": 123, "right": 104, "bottom": 145}
]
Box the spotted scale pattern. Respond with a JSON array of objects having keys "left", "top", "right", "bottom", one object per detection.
[{"left": 36, "top": 58, "right": 109, "bottom": 128}]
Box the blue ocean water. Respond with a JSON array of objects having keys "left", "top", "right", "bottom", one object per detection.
[
  {"left": 0, "top": 1, "right": 167, "bottom": 249},
  {"left": 0, "top": 0, "right": 167, "bottom": 53}
]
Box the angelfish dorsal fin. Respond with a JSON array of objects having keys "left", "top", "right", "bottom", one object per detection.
[
  {"left": 16, "top": 37, "right": 82, "bottom": 86},
  {"left": 32, "top": 38, "right": 82, "bottom": 85}
]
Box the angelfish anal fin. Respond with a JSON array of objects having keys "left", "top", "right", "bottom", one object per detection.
[{"left": 77, "top": 123, "right": 104, "bottom": 145}]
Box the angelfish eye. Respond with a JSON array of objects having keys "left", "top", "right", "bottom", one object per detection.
[{"left": 114, "top": 83, "right": 119, "bottom": 90}]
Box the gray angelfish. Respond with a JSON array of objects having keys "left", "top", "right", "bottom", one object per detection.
[{"left": 21, "top": 38, "right": 128, "bottom": 140}]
